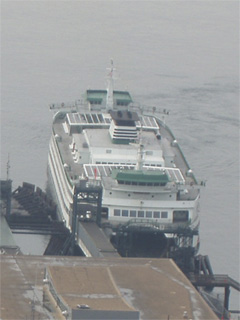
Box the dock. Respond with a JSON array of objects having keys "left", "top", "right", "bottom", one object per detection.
[
  {"left": 1, "top": 255, "right": 219, "bottom": 320},
  {"left": 1, "top": 179, "right": 239, "bottom": 319}
]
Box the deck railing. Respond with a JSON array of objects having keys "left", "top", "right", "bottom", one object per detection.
[{"left": 121, "top": 218, "right": 198, "bottom": 235}]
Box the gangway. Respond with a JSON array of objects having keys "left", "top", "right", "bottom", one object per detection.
[{"left": 188, "top": 273, "right": 240, "bottom": 312}]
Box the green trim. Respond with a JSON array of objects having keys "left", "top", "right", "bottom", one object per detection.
[
  {"left": 111, "top": 169, "right": 170, "bottom": 183},
  {"left": 85, "top": 90, "right": 105, "bottom": 102},
  {"left": 88, "top": 98, "right": 103, "bottom": 102},
  {"left": 85, "top": 90, "right": 132, "bottom": 104}
]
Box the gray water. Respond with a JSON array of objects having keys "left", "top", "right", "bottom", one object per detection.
[{"left": 1, "top": 1, "right": 239, "bottom": 311}]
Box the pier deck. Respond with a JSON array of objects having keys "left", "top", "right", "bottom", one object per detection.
[{"left": 0, "top": 255, "right": 218, "bottom": 320}]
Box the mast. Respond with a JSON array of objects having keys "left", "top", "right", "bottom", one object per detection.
[
  {"left": 136, "top": 143, "right": 145, "bottom": 171},
  {"left": 106, "top": 59, "right": 115, "bottom": 110},
  {"left": 135, "top": 125, "right": 145, "bottom": 171},
  {"left": 6, "top": 153, "right": 10, "bottom": 180}
]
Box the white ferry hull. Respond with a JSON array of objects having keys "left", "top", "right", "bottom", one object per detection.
[{"left": 47, "top": 64, "right": 203, "bottom": 270}]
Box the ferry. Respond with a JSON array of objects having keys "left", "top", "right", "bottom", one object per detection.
[{"left": 48, "top": 62, "right": 203, "bottom": 268}]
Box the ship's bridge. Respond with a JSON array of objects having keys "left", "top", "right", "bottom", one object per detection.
[{"left": 84, "top": 89, "right": 133, "bottom": 111}]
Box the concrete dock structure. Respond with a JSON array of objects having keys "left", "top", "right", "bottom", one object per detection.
[{"left": 0, "top": 255, "right": 218, "bottom": 320}]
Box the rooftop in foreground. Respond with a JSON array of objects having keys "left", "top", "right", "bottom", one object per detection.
[{"left": 0, "top": 255, "right": 218, "bottom": 320}]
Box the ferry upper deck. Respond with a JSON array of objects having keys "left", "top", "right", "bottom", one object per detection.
[{"left": 51, "top": 104, "right": 201, "bottom": 201}]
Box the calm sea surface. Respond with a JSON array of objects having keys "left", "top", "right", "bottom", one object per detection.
[{"left": 1, "top": 1, "right": 239, "bottom": 311}]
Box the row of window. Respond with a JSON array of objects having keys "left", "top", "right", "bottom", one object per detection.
[
  {"left": 89, "top": 101, "right": 129, "bottom": 107},
  {"left": 117, "top": 101, "right": 129, "bottom": 106},
  {"left": 113, "top": 209, "right": 189, "bottom": 222},
  {"left": 118, "top": 181, "right": 167, "bottom": 187},
  {"left": 89, "top": 100, "right": 102, "bottom": 105},
  {"left": 95, "top": 161, "right": 163, "bottom": 167},
  {"left": 113, "top": 209, "right": 168, "bottom": 219}
]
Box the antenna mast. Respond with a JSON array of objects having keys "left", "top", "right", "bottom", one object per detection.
[
  {"left": 136, "top": 124, "right": 144, "bottom": 171},
  {"left": 136, "top": 143, "right": 144, "bottom": 171},
  {"left": 106, "top": 59, "right": 115, "bottom": 110},
  {"left": 6, "top": 153, "right": 10, "bottom": 180}
]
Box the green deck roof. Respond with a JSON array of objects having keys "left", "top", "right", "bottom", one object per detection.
[
  {"left": 85, "top": 90, "right": 132, "bottom": 103},
  {"left": 111, "top": 169, "right": 170, "bottom": 184},
  {"left": 86, "top": 90, "right": 106, "bottom": 102},
  {"left": 113, "top": 91, "right": 133, "bottom": 103}
]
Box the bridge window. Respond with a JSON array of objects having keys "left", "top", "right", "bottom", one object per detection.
[
  {"left": 161, "top": 211, "right": 168, "bottom": 218},
  {"left": 130, "top": 210, "right": 136, "bottom": 217},
  {"left": 153, "top": 211, "right": 160, "bottom": 218},
  {"left": 173, "top": 210, "right": 189, "bottom": 222},
  {"left": 117, "top": 101, "right": 128, "bottom": 106},
  {"left": 146, "top": 211, "right": 152, "bottom": 218},
  {"left": 138, "top": 210, "right": 144, "bottom": 218},
  {"left": 122, "top": 210, "right": 128, "bottom": 217},
  {"left": 114, "top": 209, "right": 120, "bottom": 216}
]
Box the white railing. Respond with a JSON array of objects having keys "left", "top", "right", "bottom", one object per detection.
[
  {"left": 49, "top": 99, "right": 86, "bottom": 112},
  {"left": 124, "top": 218, "right": 196, "bottom": 233}
]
